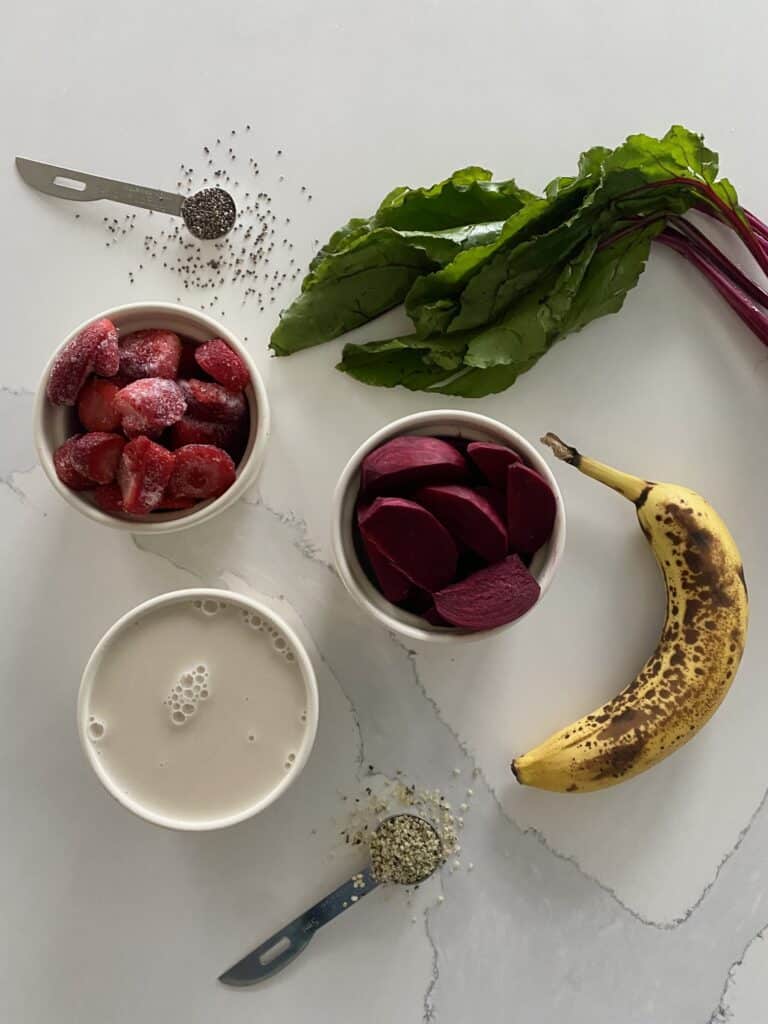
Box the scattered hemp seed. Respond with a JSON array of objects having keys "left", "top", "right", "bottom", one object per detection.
[{"left": 369, "top": 815, "right": 444, "bottom": 886}]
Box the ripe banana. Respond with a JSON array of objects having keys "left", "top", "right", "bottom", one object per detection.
[{"left": 511, "top": 434, "right": 749, "bottom": 793}]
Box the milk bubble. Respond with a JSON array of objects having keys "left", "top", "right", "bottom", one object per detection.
[{"left": 88, "top": 720, "right": 105, "bottom": 741}]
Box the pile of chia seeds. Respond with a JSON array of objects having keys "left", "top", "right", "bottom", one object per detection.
[{"left": 92, "top": 125, "right": 319, "bottom": 321}]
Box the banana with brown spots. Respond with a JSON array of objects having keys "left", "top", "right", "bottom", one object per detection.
[{"left": 511, "top": 434, "right": 749, "bottom": 793}]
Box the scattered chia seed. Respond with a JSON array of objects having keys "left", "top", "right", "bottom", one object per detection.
[
  {"left": 83, "top": 128, "right": 316, "bottom": 316},
  {"left": 369, "top": 815, "right": 443, "bottom": 886}
]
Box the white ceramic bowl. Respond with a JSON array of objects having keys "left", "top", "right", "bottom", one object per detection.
[
  {"left": 332, "top": 410, "right": 566, "bottom": 644},
  {"left": 34, "top": 302, "right": 270, "bottom": 533},
  {"left": 78, "top": 588, "right": 319, "bottom": 831}
]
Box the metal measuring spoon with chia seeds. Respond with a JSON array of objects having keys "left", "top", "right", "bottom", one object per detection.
[
  {"left": 15, "top": 157, "right": 236, "bottom": 239},
  {"left": 218, "top": 814, "right": 443, "bottom": 987}
]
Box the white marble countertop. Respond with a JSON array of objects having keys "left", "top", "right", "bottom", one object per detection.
[{"left": 3, "top": 1, "right": 768, "bottom": 1020}]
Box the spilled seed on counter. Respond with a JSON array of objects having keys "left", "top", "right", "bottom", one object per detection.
[
  {"left": 337, "top": 775, "right": 466, "bottom": 882},
  {"left": 85, "top": 125, "right": 318, "bottom": 318}
]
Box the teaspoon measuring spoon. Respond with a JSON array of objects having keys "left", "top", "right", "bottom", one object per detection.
[
  {"left": 15, "top": 157, "right": 236, "bottom": 240},
  {"left": 218, "top": 814, "right": 442, "bottom": 987}
]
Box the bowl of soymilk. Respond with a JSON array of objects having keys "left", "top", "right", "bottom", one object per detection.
[{"left": 78, "top": 589, "right": 319, "bottom": 830}]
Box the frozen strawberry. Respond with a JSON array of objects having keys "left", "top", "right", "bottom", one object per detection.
[
  {"left": 53, "top": 435, "right": 92, "bottom": 490},
  {"left": 169, "top": 415, "right": 247, "bottom": 458},
  {"left": 194, "top": 339, "right": 250, "bottom": 392},
  {"left": 118, "top": 329, "right": 181, "bottom": 380},
  {"left": 177, "top": 341, "right": 202, "bottom": 379},
  {"left": 94, "top": 332, "right": 120, "bottom": 377},
  {"left": 178, "top": 379, "right": 247, "bottom": 423},
  {"left": 156, "top": 495, "right": 197, "bottom": 511},
  {"left": 77, "top": 379, "right": 121, "bottom": 432},
  {"left": 166, "top": 444, "right": 236, "bottom": 502},
  {"left": 93, "top": 484, "right": 126, "bottom": 514},
  {"left": 118, "top": 436, "right": 175, "bottom": 514},
  {"left": 70, "top": 432, "right": 126, "bottom": 484},
  {"left": 46, "top": 318, "right": 118, "bottom": 406},
  {"left": 114, "top": 378, "right": 186, "bottom": 438}
]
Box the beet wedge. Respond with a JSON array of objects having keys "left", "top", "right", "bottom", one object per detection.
[
  {"left": 359, "top": 497, "right": 457, "bottom": 592},
  {"left": 474, "top": 485, "right": 506, "bottom": 523},
  {"left": 506, "top": 464, "right": 557, "bottom": 554},
  {"left": 361, "top": 436, "right": 468, "bottom": 497},
  {"left": 415, "top": 484, "right": 507, "bottom": 563},
  {"left": 467, "top": 441, "right": 522, "bottom": 490},
  {"left": 434, "top": 555, "right": 540, "bottom": 631},
  {"left": 361, "top": 533, "right": 412, "bottom": 603}
]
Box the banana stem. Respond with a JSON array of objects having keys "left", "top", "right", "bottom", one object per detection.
[{"left": 541, "top": 433, "right": 650, "bottom": 504}]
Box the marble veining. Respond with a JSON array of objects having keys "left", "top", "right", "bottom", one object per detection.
[{"left": 4, "top": 1, "right": 768, "bottom": 1019}]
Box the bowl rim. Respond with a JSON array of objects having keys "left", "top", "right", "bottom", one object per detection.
[
  {"left": 34, "top": 301, "right": 271, "bottom": 534},
  {"left": 77, "top": 588, "right": 319, "bottom": 831},
  {"left": 331, "top": 409, "right": 566, "bottom": 645}
]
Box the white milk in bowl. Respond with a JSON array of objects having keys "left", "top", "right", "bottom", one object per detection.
[{"left": 79, "top": 591, "right": 318, "bottom": 829}]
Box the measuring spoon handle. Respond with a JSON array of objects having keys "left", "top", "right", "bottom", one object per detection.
[
  {"left": 218, "top": 866, "right": 379, "bottom": 986},
  {"left": 15, "top": 157, "right": 184, "bottom": 216}
]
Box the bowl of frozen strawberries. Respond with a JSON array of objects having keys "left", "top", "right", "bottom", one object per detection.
[{"left": 35, "top": 302, "right": 270, "bottom": 532}]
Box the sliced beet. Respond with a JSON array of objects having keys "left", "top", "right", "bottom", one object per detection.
[
  {"left": 399, "top": 586, "right": 434, "bottom": 614},
  {"left": 506, "top": 464, "right": 557, "bottom": 554},
  {"left": 415, "top": 484, "right": 507, "bottom": 564},
  {"left": 359, "top": 497, "right": 458, "bottom": 592},
  {"left": 433, "top": 555, "right": 540, "bottom": 631},
  {"left": 422, "top": 605, "right": 450, "bottom": 626},
  {"left": 436, "top": 435, "right": 471, "bottom": 454},
  {"left": 361, "top": 436, "right": 468, "bottom": 497},
  {"left": 475, "top": 485, "right": 507, "bottom": 523},
  {"left": 455, "top": 549, "right": 487, "bottom": 581},
  {"left": 467, "top": 441, "right": 522, "bottom": 490},
  {"left": 361, "top": 534, "right": 412, "bottom": 604}
]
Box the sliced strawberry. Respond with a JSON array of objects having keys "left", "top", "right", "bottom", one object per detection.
[
  {"left": 47, "top": 318, "right": 118, "bottom": 406},
  {"left": 178, "top": 379, "right": 247, "bottom": 423},
  {"left": 53, "top": 435, "right": 92, "bottom": 490},
  {"left": 70, "top": 432, "right": 126, "bottom": 484},
  {"left": 77, "top": 379, "right": 122, "bottom": 432},
  {"left": 93, "top": 483, "right": 126, "bottom": 514},
  {"left": 117, "top": 437, "right": 175, "bottom": 514},
  {"left": 169, "top": 415, "right": 247, "bottom": 459},
  {"left": 119, "top": 329, "right": 182, "bottom": 380},
  {"left": 114, "top": 378, "right": 186, "bottom": 438},
  {"left": 166, "top": 444, "right": 236, "bottom": 502},
  {"left": 194, "top": 339, "right": 250, "bottom": 392}
]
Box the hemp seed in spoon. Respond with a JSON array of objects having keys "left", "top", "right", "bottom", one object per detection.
[{"left": 369, "top": 814, "right": 444, "bottom": 885}]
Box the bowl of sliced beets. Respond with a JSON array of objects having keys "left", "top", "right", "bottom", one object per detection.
[
  {"left": 34, "top": 302, "right": 269, "bottom": 532},
  {"left": 332, "top": 411, "right": 566, "bottom": 643}
]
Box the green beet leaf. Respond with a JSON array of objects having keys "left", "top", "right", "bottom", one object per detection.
[{"left": 270, "top": 167, "right": 535, "bottom": 356}]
